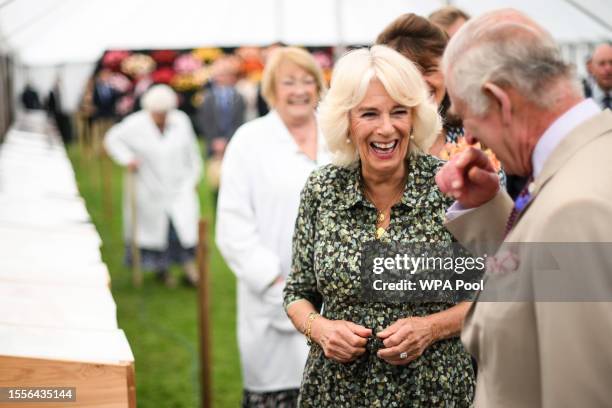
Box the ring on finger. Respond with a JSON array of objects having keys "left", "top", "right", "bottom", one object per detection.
[{"left": 399, "top": 351, "right": 408, "bottom": 359}]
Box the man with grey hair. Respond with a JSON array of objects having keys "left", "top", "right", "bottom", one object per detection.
[
  {"left": 436, "top": 8, "right": 612, "bottom": 407},
  {"left": 586, "top": 43, "right": 612, "bottom": 109}
]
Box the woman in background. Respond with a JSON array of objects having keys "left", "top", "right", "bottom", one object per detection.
[
  {"left": 376, "top": 13, "right": 506, "bottom": 186},
  {"left": 104, "top": 84, "right": 202, "bottom": 286},
  {"left": 216, "top": 47, "right": 329, "bottom": 407}
]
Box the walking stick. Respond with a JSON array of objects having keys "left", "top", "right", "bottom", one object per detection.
[
  {"left": 196, "top": 219, "right": 212, "bottom": 408},
  {"left": 128, "top": 170, "right": 142, "bottom": 287}
]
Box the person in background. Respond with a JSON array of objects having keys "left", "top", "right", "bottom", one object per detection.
[
  {"left": 92, "top": 69, "right": 120, "bottom": 153},
  {"left": 584, "top": 43, "right": 612, "bottom": 110},
  {"left": 376, "top": 13, "right": 506, "bottom": 189},
  {"left": 428, "top": 6, "right": 470, "bottom": 38},
  {"left": 284, "top": 45, "right": 474, "bottom": 407},
  {"left": 20, "top": 82, "right": 41, "bottom": 111},
  {"left": 436, "top": 9, "right": 612, "bottom": 407},
  {"left": 196, "top": 55, "right": 246, "bottom": 157},
  {"left": 216, "top": 47, "right": 329, "bottom": 408},
  {"left": 104, "top": 85, "right": 202, "bottom": 287},
  {"left": 256, "top": 42, "right": 286, "bottom": 117},
  {"left": 46, "top": 76, "right": 73, "bottom": 144}
]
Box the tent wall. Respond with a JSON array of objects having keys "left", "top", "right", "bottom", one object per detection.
[{"left": 0, "top": 53, "right": 14, "bottom": 139}]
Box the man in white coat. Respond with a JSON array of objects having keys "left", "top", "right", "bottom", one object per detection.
[{"left": 104, "top": 84, "right": 203, "bottom": 286}]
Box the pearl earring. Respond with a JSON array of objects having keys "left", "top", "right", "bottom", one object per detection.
[
  {"left": 346, "top": 138, "right": 351, "bottom": 144},
  {"left": 410, "top": 134, "right": 415, "bottom": 140}
]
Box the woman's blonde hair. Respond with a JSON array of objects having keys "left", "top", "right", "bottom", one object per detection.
[
  {"left": 260, "top": 47, "right": 326, "bottom": 107},
  {"left": 318, "top": 45, "right": 441, "bottom": 167}
]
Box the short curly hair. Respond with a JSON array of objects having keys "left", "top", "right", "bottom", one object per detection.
[{"left": 318, "top": 45, "right": 441, "bottom": 167}]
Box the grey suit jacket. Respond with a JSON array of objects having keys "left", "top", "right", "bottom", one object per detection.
[
  {"left": 196, "top": 86, "right": 246, "bottom": 148},
  {"left": 446, "top": 110, "right": 612, "bottom": 408}
]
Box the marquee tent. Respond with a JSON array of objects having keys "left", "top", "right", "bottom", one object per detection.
[{"left": 0, "top": 0, "right": 610, "bottom": 111}]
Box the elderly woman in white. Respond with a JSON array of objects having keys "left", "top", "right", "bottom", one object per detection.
[
  {"left": 104, "top": 84, "right": 203, "bottom": 286},
  {"left": 216, "top": 47, "right": 329, "bottom": 407}
]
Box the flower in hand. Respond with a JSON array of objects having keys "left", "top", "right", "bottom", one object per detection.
[{"left": 376, "top": 317, "right": 435, "bottom": 365}]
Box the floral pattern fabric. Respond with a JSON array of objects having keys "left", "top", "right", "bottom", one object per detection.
[{"left": 284, "top": 155, "right": 475, "bottom": 407}]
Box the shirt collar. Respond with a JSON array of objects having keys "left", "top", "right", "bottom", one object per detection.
[
  {"left": 532, "top": 99, "right": 600, "bottom": 178},
  {"left": 268, "top": 109, "right": 328, "bottom": 161},
  {"left": 590, "top": 81, "right": 609, "bottom": 107}
]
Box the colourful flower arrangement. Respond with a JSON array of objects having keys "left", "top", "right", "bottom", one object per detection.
[
  {"left": 439, "top": 136, "right": 502, "bottom": 172},
  {"left": 108, "top": 72, "right": 132, "bottom": 93},
  {"left": 121, "top": 53, "right": 156, "bottom": 77},
  {"left": 151, "top": 67, "right": 176, "bottom": 84},
  {"left": 171, "top": 73, "right": 203, "bottom": 92},
  {"left": 150, "top": 50, "right": 178, "bottom": 65},
  {"left": 102, "top": 50, "right": 131, "bottom": 71},
  {"left": 173, "top": 53, "right": 203, "bottom": 74},
  {"left": 191, "top": 47, "right": 223, "bottom": 63}
]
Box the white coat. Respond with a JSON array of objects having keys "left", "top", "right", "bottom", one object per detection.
[
  {"left": 216, "top": 111, "right": 329, "bottom": 392},
  {"left": 104, "top": 110, "right": 203, "bottom": 249}
]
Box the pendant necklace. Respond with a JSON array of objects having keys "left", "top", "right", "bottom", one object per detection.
[{"left": 363, "top": 182, "right": 406, "bottom": 240}]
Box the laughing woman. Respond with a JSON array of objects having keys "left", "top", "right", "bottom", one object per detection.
[{"left": 284, "top": 46, "right": 475, "bottom": 407}]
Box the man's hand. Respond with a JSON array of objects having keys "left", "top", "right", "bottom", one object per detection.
[{"left": 436, "top": 147, "right": 499, "bottom": 209}]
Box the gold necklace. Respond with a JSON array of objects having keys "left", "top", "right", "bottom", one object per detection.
[{"left": 363, "top": 182, "right": 406, "bottom": 239}]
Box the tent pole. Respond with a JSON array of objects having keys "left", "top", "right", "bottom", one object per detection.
[{"left": 563, "top": 0, "right": 612, "bottom": 33}]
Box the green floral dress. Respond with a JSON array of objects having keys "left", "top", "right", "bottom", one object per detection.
[{"left": 284, "top": 155, "right": 475, "bottom": 407}]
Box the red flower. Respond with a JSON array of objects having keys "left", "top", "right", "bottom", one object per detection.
[
  {"left": 151, "top": 67, "right": 176, "bottom": 84},
  {"left": 102, "top": 50, "right": 131, "bottom": 71},
  {"left": 151, "top": 50, "right": 178, "bottom": 65}
]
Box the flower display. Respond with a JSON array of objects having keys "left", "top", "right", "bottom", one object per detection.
[
  {"left": 439, "top": 136, "right": 502, "bottom": 172},
  {"left": 191, "top": 66, "right": 211, "bottom": 86},
  {"left": 150, "top": 50, "right": 178, "bottom": 65},
  {"left": 173, "top": 53, "right": 203, "bottom": 74},
  {"left": 116, "top": 95, "right": 135, "bottom": 116},
  {"left": 191, "top": 47, "right": 223, "bottom": 63},
  {"left": 121, "top": 53, "right": 156, "bottom": 77},
  {"left": 171, "top": 73, "right": 203, "bottom": 92},
  {"left": 102, "top": 50, "right": 131, "bottom": 71},
  {"left": 236, "top": 47, "right": 264, "bottom": 75},
  {"left": 312, "top": 50, "right": 333, "bottom": 69},
  {"left": 151, "top": 67, "right": 176, "bottom": 84},
  {"left": 108, "top": 72, "right": 132, "bottom": 93}
]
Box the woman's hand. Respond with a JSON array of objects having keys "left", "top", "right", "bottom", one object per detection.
[
  {"left": 376, "top": 317, "right": 436, "bottom": 365},
  {"left": 312, "top": 317, "right": 372, "bottom": 364}
]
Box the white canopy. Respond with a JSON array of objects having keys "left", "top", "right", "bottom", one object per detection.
[{"left": 1, "top": 0, "right": 610, "bottom": 110}]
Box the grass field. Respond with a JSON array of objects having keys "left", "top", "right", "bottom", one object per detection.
[{"left": 67, "top": 144, "right": 242, "bottom": 407}]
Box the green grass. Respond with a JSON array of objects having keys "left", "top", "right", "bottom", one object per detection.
[{"left": 67, "top": 144, "right": 242, "bottom": 407}]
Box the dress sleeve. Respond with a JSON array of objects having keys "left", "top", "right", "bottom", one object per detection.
[
  {"left": 215, "top": 132, "right": 282, "bottom": 294},
  {"left": 284, "top": 171, "right": 323, "bottom": 311}
]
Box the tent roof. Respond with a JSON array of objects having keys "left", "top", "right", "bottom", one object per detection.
[{"left": 1, "top": 0, "right": 611, "bottom": 66}]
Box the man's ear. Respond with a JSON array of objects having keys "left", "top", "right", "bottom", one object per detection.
[{"left": 483, "top": 82, "right": 512, "bottom": 126}]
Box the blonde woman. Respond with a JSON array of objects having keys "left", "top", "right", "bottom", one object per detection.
[
  {"left": 216, "top": 47, "right": 329, "bottom": 407},
  {"left": 284, "top": 46, "right": 474, "bottom": 407}
]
